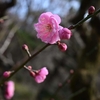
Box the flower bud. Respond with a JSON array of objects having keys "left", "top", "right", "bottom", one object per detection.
[
  {"left": 88, "top": 6, "right": 95, "bottom": 15},
  {"left": 58, "top": 43, "right": 67, "bottom": 52},
  {"left": 29, "top": 67, "right": 49, "bottom": 83},
  {"left": 28, "top": 66, "right": 32, "bottom": 70},
  {"left": 59, "top": 28, "right": 72, "bottom": 40},
  {"left": 22, "top": 44, "right": 31, "bottom": 57},
  {"left": 3, "top": 71, "right": 11, "bottom": 78},
  {"left": 22, "top": 44, "right": 29, "bottom": 51}
]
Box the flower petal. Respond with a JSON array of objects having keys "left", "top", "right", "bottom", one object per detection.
[
  {"left": 45, "top": 12, "right": 53, "bottom": 16},
  {"left": 34, "top": 23, "right": 45, "bottom": 33},
  {"left": 39, "top": 67, "right": 49, "bottom": 75},
  {"left": 53, "top": 14, "right": 61, "bottom": 24},
  {"left": 35, "top": 75, "right": 46, "bottom": 83},
  {"left": 39, "top": 13, "right": 50, "bottom": 24},
  {"left": 50, "top": 16, "right": 58, "bottom": 30},
  {"left": 49, "top": 32, "right": 60, "bottom": 44}
]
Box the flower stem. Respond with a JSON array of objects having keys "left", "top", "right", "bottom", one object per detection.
[{"left": 69, "top": 8, "right": 100, "bottom": 29}]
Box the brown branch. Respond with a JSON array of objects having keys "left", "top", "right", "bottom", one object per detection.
[{"left": 0, "top": 25, "right": 20, "bottom": 54}]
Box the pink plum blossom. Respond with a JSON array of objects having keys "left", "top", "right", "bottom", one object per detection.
[
  {"left": 4, "top": 81, "right": 15, "bottom": 100},
  {"left": 34, "top": 12, "right": 61, "bottom": 44},
  {"left": 59, "top": 28, "right": 72, "bottom": 40},
  {"left": 30, "top": 67, "right": 49, "bottom": 83}
]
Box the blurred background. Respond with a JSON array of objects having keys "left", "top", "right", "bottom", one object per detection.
[{"left": 0, "top": 0, "right": 100, "bottom": 100}]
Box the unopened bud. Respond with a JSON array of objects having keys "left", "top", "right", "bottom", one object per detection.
[
  {"left": 22, "top": 44, "right": 29, "bottom": 51},
  {"left": 88, "top": 6, "right": 95, "bottom": 15},
  {"left": 28, "top": 66, "right": 32, "bottom": 70},
  {"left": 58, "top": 43, "right": 67, "bottom": 52},
  {"left": 3, "top": 71, "right": 11, "bottom": 78},
  {"left": 59, "top": 28, "right": 72, "bottom": 40},
  {"left": 22, "top": 44, "right": 31, "bottom": 57}
]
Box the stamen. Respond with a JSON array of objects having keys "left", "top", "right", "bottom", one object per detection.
[{"left": 46, "top": 24, "right": 52, "bottom": 32}]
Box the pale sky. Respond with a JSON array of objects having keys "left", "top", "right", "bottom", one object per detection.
[{"left": 8, "top": 0, "right": 80, "bottom": 20}]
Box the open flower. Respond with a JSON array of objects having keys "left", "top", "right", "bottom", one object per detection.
[
  {"left": 4, "top": 81, "right": 15, "bottom": 100},
  {"left": 30, "top": 67, "right": 49, "bottom": 83},
  {"left": 34, "top": 12, "right": 61, "bottom": 44}
]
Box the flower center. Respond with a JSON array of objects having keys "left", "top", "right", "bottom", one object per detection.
[{"left": 46, "top": 24, "right": 52, "bottom": 32}]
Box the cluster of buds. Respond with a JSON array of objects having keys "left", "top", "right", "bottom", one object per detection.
[{"left": 57, "top": 27, "right": 72, "bottom": 52}]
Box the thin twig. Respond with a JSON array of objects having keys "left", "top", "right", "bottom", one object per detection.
[
  {"left": 69, "top": 8, "right": 100, "bottom": 29},
  {"left": 0, "top": 44, "right": 50, "bottom": 85},
  {"left": 0, "top": 25, "right": 20, "bottom": 54}
]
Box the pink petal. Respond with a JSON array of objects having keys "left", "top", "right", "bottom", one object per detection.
[
  {"left": 39, "top": 13, "right": 50, "bottom": 24},
  {"left": 45, "top": 12, "right": 53, "bottom": 16},
  {"left": 37, "top": 31, "right": 51, "bottom": 41},
  {"left": 39, "top": 67, "right": 49, "bottom": 75},
  {"left": 53, "top": 14, "right": 61, "bottom": 24},
  {"left": 35, "top": 75, "right": 46, "bottom": 83},
  {"left": 34, "top": 23, "right": 46, "bottom": 33},
  {"left": 46, "top": 31, "right": 60, "bottom": 44},
  {"left": 59, "top": 25, "right": 63, "bottom": 30},
  {"left": 50, "top": 16, "right": 58, "bottom": 30}
]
